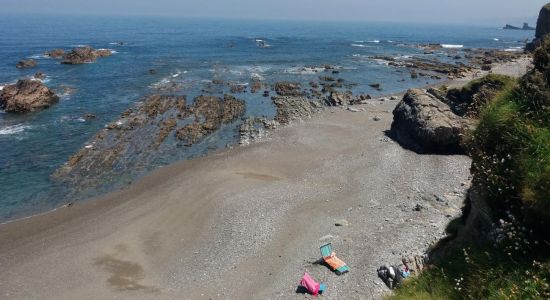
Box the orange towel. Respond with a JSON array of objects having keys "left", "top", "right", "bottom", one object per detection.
[{"left": 323, "top": 252, "right": 346, "bottom": 270}]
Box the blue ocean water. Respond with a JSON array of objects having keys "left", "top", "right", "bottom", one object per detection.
[{"left": 0, "top": 14, "right": 534, "bottom": 221}]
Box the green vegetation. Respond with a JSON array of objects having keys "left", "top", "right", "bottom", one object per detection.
[
  {"left": 389, "top": 38, "right": 550, "bottom": 299},
  {"left": 446, "top": 74, "right": 516, "bottom": 117},
  {"left": 389, "top": 244, "right": 550, "bottom": 300}
]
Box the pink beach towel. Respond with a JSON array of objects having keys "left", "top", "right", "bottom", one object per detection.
[{"left": 300, "top": 272, "right": 321, "bottom": 296}]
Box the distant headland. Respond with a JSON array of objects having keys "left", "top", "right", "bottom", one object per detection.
[{"left": 503, "top": 22, "right": 535, "bottom": 30}]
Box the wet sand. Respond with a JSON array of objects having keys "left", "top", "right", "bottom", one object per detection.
[{"left": 0, "top": 56, "right": 531, "bottom": 299}]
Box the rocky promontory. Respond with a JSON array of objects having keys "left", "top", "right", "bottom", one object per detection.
[{"left": 0, "top": 79, "right": 59, "bottom": 113}]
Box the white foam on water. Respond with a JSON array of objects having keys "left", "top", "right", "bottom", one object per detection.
[
  {"left": 0, "top": 124, "right": 31, "bottom": 135},
  {"left": 494, "top": 38, "right": 500, "bottom": 41},
  {"left": 441, "top": 44, "right": 464, "bottom": 49},
  {"left": 251, "top": 73, "right": 265, "bottom": 81},
  {"left": 387, "top": 40, "right": 394, "bottom": 43},
  {"left": 0, "top": 85, "right": 4, "bottom": 91},
  {"left": 351, "top": 44, "right": 369, "bottom": 48},
  {"left": 368, "top": 40, "right": 381, "bottom": 43},
  {"left": 28, "top": 54, "right": 49, "bottom": 59},
  {"left": 504, "top": 47, "right": 523, "bottom": 52}
]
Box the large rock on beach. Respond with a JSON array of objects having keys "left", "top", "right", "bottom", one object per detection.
[
  {"left": 0, "top": 79, "right": 59, "bottom": 113},
  {"left": 61, "top": 47, "right": 112, "bottom": 64},
  {"left": 16, "top": 59, "right": 37, "bottom": 69},
  {"left": 391, "top": 89, "right": 469, "bottom": 153}
]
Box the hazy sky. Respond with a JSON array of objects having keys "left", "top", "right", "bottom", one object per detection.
[{"left": 2, "top": 0, "right": 548, "bottom": 24}]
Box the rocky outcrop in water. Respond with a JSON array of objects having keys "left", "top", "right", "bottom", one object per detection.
[
  {"left": 61, "top": 47, "right": 112, "bottom": 64},
  {"left": 0, "top": 79, "right": 59, "bottom": 113},
  {"left": 45, "top": 49, "right": 65, "bottom": 58},
  {"left": 16, "top": 59, "right": 37, "bottom": 69},
  {"left": 391, "top": 89, "right": 470, "bottom": 154}
]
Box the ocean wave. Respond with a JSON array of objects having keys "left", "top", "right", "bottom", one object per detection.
[
  {"left": 0, "top": 85, "right": 4, "bottom": 91},
  {"left": 0, "top": 124, "right": 31, "bottom": 135},
  {"left": 368, "top": 40, "right": 381, "bottom": 43},
  {"left": 441, "top": 44, "right": 464, "bottom": 49},
  {"left": 493, "top": 38, "right": 500, "bottom": 41},
  {"left": 351, "top": 44, "right": 369, "bottom": 48},
  {"left": 504, "top": 47, "right": 523, "bottom": 52}
]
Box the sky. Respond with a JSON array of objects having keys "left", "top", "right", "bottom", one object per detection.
[{"left": 2, "top": 0, "right": 548, "bottom": 24}]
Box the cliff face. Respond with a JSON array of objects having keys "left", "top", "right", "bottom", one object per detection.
[{"left": 536, "top": 3, "right": 550, "bottom": 39}]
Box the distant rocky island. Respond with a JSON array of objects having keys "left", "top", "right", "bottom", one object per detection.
[{"left": 503, "top": 22, "right": 535, "bottom": 30}]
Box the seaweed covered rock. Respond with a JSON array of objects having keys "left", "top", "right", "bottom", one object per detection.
[
  {"left": 175, "top": 94, "right": 245, "bottom": 144},
  {"left": 391, "top": 89, "right": 469, "bottom": 153},
  {"left": 0, "top": 79, "right": 59, "bottom": 113}
]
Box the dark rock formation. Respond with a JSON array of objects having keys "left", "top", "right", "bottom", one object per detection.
[
  {"left": 0, "top": 79, "right": 59, "bottom": 113},
  {"left": 61, "top": 47, "right": 112, "bottom": 64},
  {"left": 45, "top": 49, "right": 65, "bottom": 58},
  {"left": 16, "top": 59, "right": 37, "bottom": 69},
  {"left": 391, "top": 89, "right": 469, "bottom": 154}
]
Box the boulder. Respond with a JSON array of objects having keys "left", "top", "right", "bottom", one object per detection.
[
  {"left": 391, "top": 89, "right": 469, "bottom": 153},
  {"left": 16, "top": 59, "right": 37, "bottom": 69},
  {"left": 0, "top": 79, "right": 59, "bottom": 113}
]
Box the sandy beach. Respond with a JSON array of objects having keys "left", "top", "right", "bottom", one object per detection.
[{"left": 0, "top": 56, "right": 531, "bottom": 299}]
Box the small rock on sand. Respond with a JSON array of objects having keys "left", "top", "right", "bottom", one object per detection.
[{"left": 335, "top": 219, "right": 350, "bottom": 227}]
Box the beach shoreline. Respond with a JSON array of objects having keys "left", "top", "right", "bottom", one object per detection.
[{"left": 0, "top": 56, "right": 532, "bottom": 299}]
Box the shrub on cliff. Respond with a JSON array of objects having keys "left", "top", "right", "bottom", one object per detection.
[{"left": 468, "top": 37, "right": 550, "bottom": 235}]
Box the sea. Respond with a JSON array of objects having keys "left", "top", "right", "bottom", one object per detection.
[{"left": 0, "top": 14, "right": 535, "bottom": 222}]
